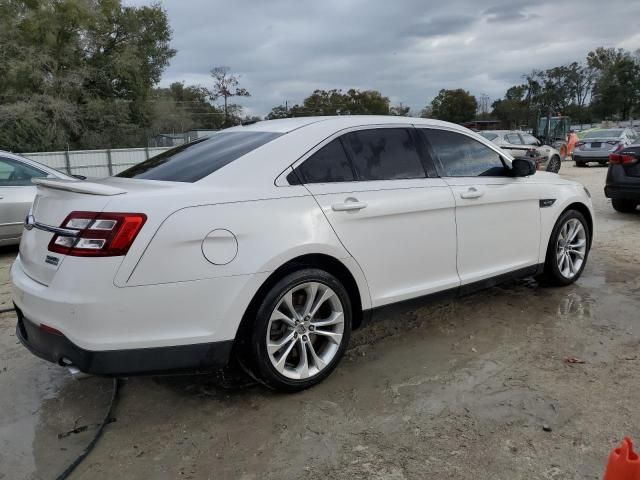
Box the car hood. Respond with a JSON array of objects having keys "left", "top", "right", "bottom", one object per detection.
[{"left": 532, "top": 171, "right": 578, "bottom": 185}]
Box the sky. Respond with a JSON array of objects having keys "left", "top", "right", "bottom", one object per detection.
[{"left": 127, "top": 0, "right": 640, "bottom": 117}]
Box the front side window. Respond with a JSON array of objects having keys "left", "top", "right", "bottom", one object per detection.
[
  {"left": 295, "top": 138, "right": 354, "bottom": 183},
  {"left": 342, "top": 128, "right": 425, "bottom": 181},
  {"left": 521, "top": 133, "right": 540, "bottom": 146},
  {"left": 0, "top": 158, "right": 48, "bottom": 186},
  {"left": 422, "top": 129, "right": 508, "bottom": 177},
  {"left": 117, "top": 131, "right": 283, "bottom": 182},
  {"left": 505, "top": 133, "right": 523, "bottom": 145}
]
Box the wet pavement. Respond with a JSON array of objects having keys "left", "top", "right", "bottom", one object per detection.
[{"left": 1, "top": 163, "right": 639, "bottom": 479}]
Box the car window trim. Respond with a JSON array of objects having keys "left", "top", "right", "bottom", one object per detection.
[
  {"left": 417, "top": 126, "right": 513, "bottom": 179},
  {"left": 281, "top": 123, "right": 426, "bottom": 185}
]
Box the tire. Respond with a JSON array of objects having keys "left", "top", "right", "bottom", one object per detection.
[
  {"left": 546, "top": 155, "right": 561, "bottom": 173},
  {"left": 540, "top": 210, "right": 591, "bottom": 286},
  {"left": 612, "top": 198, "right": 639, "bottom": 213},
  {"left": 247, "top": 268, "right": 352, "bottom": 392}
]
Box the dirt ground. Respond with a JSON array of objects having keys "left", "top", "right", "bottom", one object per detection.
[{"left": 1, "top": 163, "right": 639, "bottom": 480}]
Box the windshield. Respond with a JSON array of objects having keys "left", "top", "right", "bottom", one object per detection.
[
  {"left": 479, "top": 132, "right": 498, "bottom": 141},
  {"left": 117, "top": 131, "right": 283, "bottom": 182},
  {"left": 584, "top": 129, "right": 623, "bottom": 139}
]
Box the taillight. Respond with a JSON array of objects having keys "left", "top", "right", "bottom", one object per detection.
[
  {"left": 48, "top": 211, "right": 147, "bottom": 257},
  {"left": 609, "top": 153, "right": 639, "bottom": 165},
  {"left": 575, "top": 141, "right": 585, "bottom": 149}
]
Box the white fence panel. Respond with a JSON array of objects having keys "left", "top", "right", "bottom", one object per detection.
[{"left": 21, "top": 146, "right": 171, "bottom": 178}]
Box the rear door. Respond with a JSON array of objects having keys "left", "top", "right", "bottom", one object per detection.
[
  {"left": 420, "top": 128, "right": 541, "bottom": 285},
  {"left": 296, "top": 126, "right": 459, "bottom": 307}
]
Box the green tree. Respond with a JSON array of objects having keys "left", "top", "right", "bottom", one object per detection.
[
  {"left": 209, "top": 66, "right": 250, "bottom": 127},
  {"left": 429, "top": 89, "right": 478, "bottom": 123},
  {"left": 588, "top": 48, "right": 640, "bottom": 120},
  {"left": 390, "top": 103, "right": 410, "bottom": 116},
  {"left": 266, "top": 104, "right": 291, "bottom": 119},
  {"left": 0, "top": 0, "right": 175, "bottom": 151},
  {"left": 269, "top": 89, "right": 392, "bottom": 117}
]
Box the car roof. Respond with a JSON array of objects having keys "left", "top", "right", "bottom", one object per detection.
[
  {"left": 225, "top": 115, "right": 473, "bottom": 134},
  {"left": 481, "top": 130, "right": 527, "bottom": 135}
]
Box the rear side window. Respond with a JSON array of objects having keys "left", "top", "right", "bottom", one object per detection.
[
  {"left": 479, "top": 132, "right": 498, "bottom": 141},
  {"left": 342, "top": 128, "right": 425, "bottom": 181},
  {"left": 117, "top": 131, "right": 282, "bottom": 182},
  {"left": 0, "top": 157, "right": 48, "bottom": 186},
  {"left": 422, "top": 129, "right": 507, "bottom": 177},
  {"left": 295, "top": 138, "right": 354, "bottom": 183}
]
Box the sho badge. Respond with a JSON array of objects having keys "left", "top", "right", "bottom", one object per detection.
[{"left": 45, "top": 255, "right": 59, "bottom": 266}]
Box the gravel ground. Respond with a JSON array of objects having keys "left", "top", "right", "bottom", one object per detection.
[{"left": 1, "top": 162, "right": 639, "bottom": 480}]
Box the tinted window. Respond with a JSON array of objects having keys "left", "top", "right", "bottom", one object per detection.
[
  {"left": 0, "top": 158, "right": 48, "bottom": 186},
  {"left": 479, "top": 132, "right": 498, "bottom": 141},
  {"left": 342, "top": 128, "right": 425, "bottom": 181},
  {"left": 521, "top": 133, "right": 540, "bottom": 145},
  {"left": 423, "top": 129, "right": 507, "bottom": 177},
  {"left": 296, "top": 138, "right": 354, "bottom": 183},
  {"left": 117, "top": 131, "right": 282, "bottom": 182},
  {"left": 505, "top": 133, "right": 523, "bottom": 144},
  {"left": 584, "top": 129, "right": 623, "bottom": 139}
]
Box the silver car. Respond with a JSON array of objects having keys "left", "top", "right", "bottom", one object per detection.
[
  {"left": 479, "top": 130, "right": 562, "bottom": 173},
  {"left": 574, "top": 128, "right": 638, "bottom": 167},
  {"left": 0, "top": 151, "right": 74, "bottom": 246}
]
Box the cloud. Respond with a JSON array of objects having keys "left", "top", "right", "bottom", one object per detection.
[
  {"left": 402, "top": 15, "right": 477, "bottom": 38},
  {"left": 126, "top": 0, "right": 640, "bottom": 116},
  {"left": 483, "top": 1, "right": 538, "bottom": 23}
]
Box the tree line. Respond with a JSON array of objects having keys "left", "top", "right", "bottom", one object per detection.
[
  {"left": 0, "top": 0, "right": 253, "bottom": 152},
  {"left": 1, "top": 0, "right": 639, "bottom": 153}
]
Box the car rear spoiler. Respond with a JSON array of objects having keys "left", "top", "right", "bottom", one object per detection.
[{"left": 32, "top": 178, "right": 127, "bottom": 196}]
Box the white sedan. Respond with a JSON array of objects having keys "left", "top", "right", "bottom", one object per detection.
[
  {"left": 0, "top": 151, "right": 75, "bottom": 246},
  {"left": 479, "top": 130, "right": 563, "bottom": 173},
  {"left": 11, "top": 116, "right": 594, "bottom": 391}
]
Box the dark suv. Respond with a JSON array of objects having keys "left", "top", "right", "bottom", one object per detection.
[{"left": 605, "top": 145, "right": 640, "bottom": 212}]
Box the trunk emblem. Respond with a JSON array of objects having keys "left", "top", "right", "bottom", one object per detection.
[
  {"left": 24, "top": 215, "right": 35, "bottom": 231},
  {"left": 45, "top": 255, "right": 59, "bottom": 266}
]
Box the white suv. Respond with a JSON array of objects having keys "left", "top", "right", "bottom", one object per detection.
[{"left": 12, "top": 116, "right": 594, "bottom": 391}]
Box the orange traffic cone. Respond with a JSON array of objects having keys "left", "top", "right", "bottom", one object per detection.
[{"left": 604, "top": 438, "right": 640, "bottom": 480}]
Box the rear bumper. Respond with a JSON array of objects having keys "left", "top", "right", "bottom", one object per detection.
[
  {"left": 605, "top": 185, "right": 640, "bottom": 200},
  {"left": 574, "top": 154, "right": 610, "bottom": 163},
  {"left": 605, "top": 165, "right": 640, "bottom": 200},
  {"left": 15, "top": 307, "right": 233, "bottom": 375}
]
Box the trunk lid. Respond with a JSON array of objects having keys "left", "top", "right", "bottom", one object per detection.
[{"left": 19, "top": 181, "right": 123, "bottom": 285}]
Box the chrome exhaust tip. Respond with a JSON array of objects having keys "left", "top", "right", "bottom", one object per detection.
[{"left": 66, "top": 364, "right": 92, "bottom": 380}]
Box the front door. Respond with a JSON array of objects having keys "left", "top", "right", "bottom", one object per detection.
[{"left": 420, "top": 128, "right": 541, "bottom": 285}]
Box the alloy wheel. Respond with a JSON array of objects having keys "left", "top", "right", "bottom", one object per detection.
[
  {"left": 556, "top": 218, "right": 587, "bottom": 279},
  {"left": 266, "top": 282, "right": 345, "bottom": 380}
]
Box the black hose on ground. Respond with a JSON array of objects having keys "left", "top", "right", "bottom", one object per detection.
[{"left": 55, "top": 377, "right": 121, "bottom": 480}]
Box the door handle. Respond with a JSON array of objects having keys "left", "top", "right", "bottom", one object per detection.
[
  {"left": 332, "top": 197, "right": 368, "bottom": 211},
  {"left": 460, "top": 187, "right": 484, "bottom": 199}
]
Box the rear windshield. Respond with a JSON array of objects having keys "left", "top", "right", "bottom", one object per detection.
[
  {"left": 479, "top": 132, "right": 498, "bottom": 141},
  {"left": 584, "top": 129, "right": 623, "bottom": 139},
  {"left": 117, "top": 131, "right": 283, "bottom": 182}
]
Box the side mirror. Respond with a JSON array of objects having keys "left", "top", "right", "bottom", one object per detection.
[
  {"left": 71, "top": 174, "right": 87, "bottom": 180},
  {"left": 511, "top": 158, "right": 536, "bottom": 177}
]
